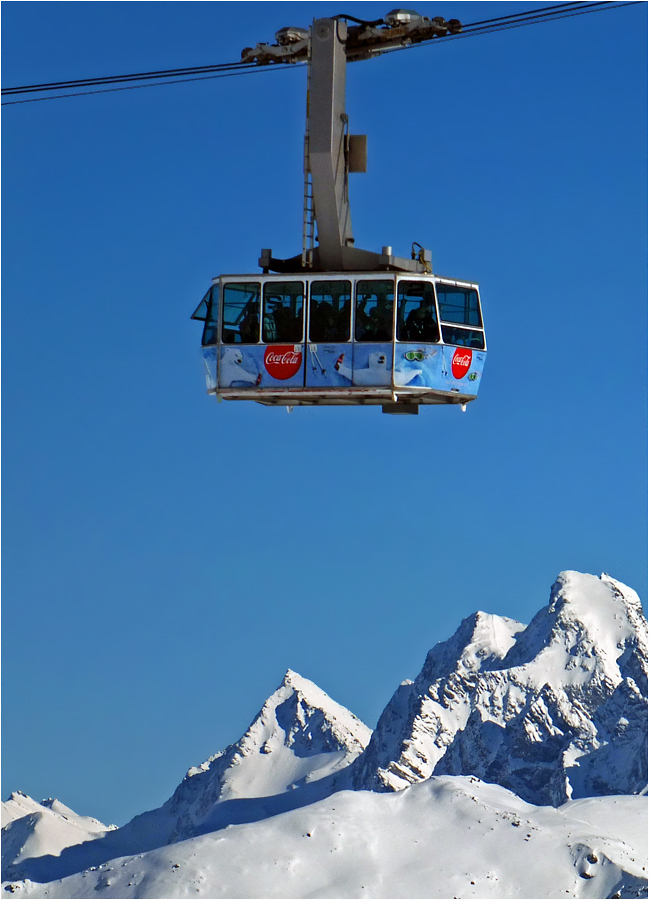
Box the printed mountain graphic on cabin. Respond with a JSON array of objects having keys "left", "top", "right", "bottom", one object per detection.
[{"left": 3, "top": 571, "right": 647, "bottom": 899}]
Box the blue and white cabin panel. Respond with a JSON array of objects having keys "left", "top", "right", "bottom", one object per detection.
[{"left": 192, "top": 273, "right": 486, "bottom": 408}]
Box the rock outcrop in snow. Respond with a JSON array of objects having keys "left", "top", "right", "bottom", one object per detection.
[{"left": 354, "top": 572, "right": 648, "bottom": 806}]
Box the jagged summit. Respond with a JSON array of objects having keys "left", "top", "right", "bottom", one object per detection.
[
  {"left": 352, "top": 610, "right": 525, "bottom": 793},
  {"left": 354, "top": 571, "right": 647, "bottom": 806},
  {"left": 420, "top": 610, "right": 526, "bottom": 681},
  {"left": 499, "top": 571, "right": 647, "bottom": 684},
  {"left": 155, "top": 669, "right": 372, "bottom": 842}
]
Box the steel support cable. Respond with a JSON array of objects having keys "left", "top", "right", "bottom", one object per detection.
[
  {"left": 2, "top": 60, "right": 260, "bottom": 96},
  {"left": 1, "top": 0, "right": 640, "bottom": 106},
  {"left": 1, "top": 63, "right": 301, "bottom": 106},
  {"left": 0, "top": 0, "right": 625, "bottom": 95},
  {"left": 463, "top": 0, "right": 614, "bottom": 29},
  {"left": 378, "top": 1, "right": 641, "bottom": 59},
  {"left": 2, "top": 0, "right": 608, "bottom": 97},
  {"left": 460, "top": 0, "right": 631, "bottom": 33}
]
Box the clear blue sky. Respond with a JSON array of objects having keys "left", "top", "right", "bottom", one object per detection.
[{"left": 3, "top": 1, "right": 646, "bottom": 826}]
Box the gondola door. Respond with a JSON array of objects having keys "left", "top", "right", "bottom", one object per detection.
[
  {"left": 258, "top": 280, "right": 306, "bottom": 389},
  {"left": 352, "top": 279, "right": 394, "bottom": 389},
  {"left": 305, "top": 279, "right": 354, "bottom": 390}
]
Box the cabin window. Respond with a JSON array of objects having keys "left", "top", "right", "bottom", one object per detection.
[
  {"left": 309, "top": 280, "right": 351, "bottom": 342},
  {"left": 263, "top": 282, "right": 304, "bottom": 343},
  {"left": 355, "top": 280, "right": 394, "bottom": 342},
  {"left": 397, "top": 281, "right": 439, "bottom": 342},
  {"left": 436, "top": 284, "right": 482, "bottom": 327},
  {"left": 201, "top": 285, "right": 220, "bottom": 346},
  {"left": 222, "top": 283, "right": 261, "bottom": 344},
  {"left": 191, "top": 287, "right": 211, "bottom": 322},
  {"left": 441, "top": 325, "right": 485, "bottom": 349}
]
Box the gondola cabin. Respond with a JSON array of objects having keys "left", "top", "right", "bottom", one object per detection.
[{"left": 191, "top": 272, "right": 486, "bottom": 415}]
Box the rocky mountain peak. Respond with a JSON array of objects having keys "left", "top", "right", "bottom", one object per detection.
[
  {"left": 157, "top": 670, "right": 371, "bottom": 843},
  {"left": 499, "top": 571, "right": 647, "bottom": 690},
  {"left": 354, "top": 571, "right": 647, "bottom": 806}
]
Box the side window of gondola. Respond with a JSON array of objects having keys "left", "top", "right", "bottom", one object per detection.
[
  {"left": 309, "top": 280, "right": 351, "bottom": 342},
  {"left": 441, "top": 325, "right": 485, "bottom": 349},
  {"left": 436, "top": 284, "right": 482, "bottom": 327},
  {"left": 222, "top": 283, "right": 261, "bottom": 344},
  {"left": 355, "top": 280, "right": 394, "bottom": 342},
  {"left": 201, "top": 285, "right": 220, "bottom": 346},
  {"left": 397, "top": 281, "right": 439, "bottom": 343},
  {"left": 263, "top": 282, "right": 304, "bottom": 343}
]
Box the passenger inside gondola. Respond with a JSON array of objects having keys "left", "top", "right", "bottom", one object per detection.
[
  {"left": 263, "top": 282, "right": 304, "bottom": 342},
  {"left": 356, "top": 280, "right": 394, "bottom": 341},
  {"left": 309, "top": 280, "right": 351, "bottom": 342},
  {"left": 397, "top": 281, "right": 439, "bottom": 342},
  {"left": 240, "top": 300, "right": 260, "bottom": 343},
  {"left": 221, "top": 282, "right": 261, "bottom": 344}
]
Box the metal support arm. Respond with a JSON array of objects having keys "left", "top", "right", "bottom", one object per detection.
[
  {"left": 309, "top": 18, "right": 352, "bottom": 269},
  {"left": 244, "top": 11, "right": 456, "bottom": 274}
]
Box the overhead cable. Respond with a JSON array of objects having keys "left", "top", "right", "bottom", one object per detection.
[{"left": 1, "top": 1, "right": 640, "bottom": 106}]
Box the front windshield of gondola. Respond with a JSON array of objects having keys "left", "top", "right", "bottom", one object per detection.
[
  {"left": 201, "top": 285, "right": 220, "bottom": 346},
  {"left": 222, "top": 283, "right": 261, "bottom": 344},
  {"left": 191, "top": 287, "right": 211, "bottom": 322},
  {"left": 397, "top": 281, "right": 440, "bottom": 342},
  {"left": 263, "top": 282, "right": 304, "bottom": 343},
  {"left": 309, "top": 280, "right": 351, "bottom": 342},
  {"left": 355, "top": 280, "right": 394, "bottom": 341},
  {"left": 436, "top": 283, "right": 482, "bottom": 327},
  {"left": 441, "top": 325, "right": 485, "bottom": 349}
]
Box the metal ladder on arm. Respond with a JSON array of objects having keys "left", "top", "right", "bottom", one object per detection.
[{"left": 302, "top": 58, "right": 315, "bottom": 269}]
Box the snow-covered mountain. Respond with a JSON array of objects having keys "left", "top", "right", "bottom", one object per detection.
[
  {"left": 1, "top": 792, "right": 114, "bottom": 877},
  {"left": 159, "top": 667, "right": 371, "bottom": 841},
  {"left": 354, "top": 572, "right": 647, "bottom": 806},
  {"left": 2, "top": 669, "right": 371, "bottom": 883},
  {"left": 2, "top": 571, "right": 646, "bottom": 898}
]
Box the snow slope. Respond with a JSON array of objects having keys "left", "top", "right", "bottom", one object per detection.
[
  {"left": 2, "top": 670, "right": 371, "bottom": 883},
  {"left": 1, "top": 793, "right": 113, "bottom": 876},
  {"left": 6, "top": 778, "right": 647, "bottom": 899},
  {"left": 354, "top": 572, "right": 647, "bottom": 806}
]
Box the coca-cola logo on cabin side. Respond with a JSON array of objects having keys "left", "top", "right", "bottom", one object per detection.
[
  {"left": 451, "top": 348, "right": 472, "bottom": 379},
  {"left": 264, "top": 346, "right": 302, "bottom": 380}
]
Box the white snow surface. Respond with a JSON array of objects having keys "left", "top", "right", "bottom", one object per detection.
[
  {"left": 1, "top": 792, "right": 113, "bottom": 875},
  {"left": 5, "top": 778, "right": 647, "bottom": 899},
  {"left": 2, "top": 571, "right": 646, "bottom": 899}
]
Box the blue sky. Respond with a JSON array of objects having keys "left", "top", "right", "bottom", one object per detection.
[{"left": 3, "top": 1, "right": 646, "bottom": 826}]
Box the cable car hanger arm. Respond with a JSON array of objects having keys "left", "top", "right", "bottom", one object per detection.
[{"left": 243, "top": 10, "right": 449, "bottom": 274}]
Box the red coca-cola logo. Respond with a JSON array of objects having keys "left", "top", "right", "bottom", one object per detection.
[
  {"left": 451, "top": 348, "right": 472, "bottom": 379},
  {"left": 264, "top": 345, "right": 302, "bottom": 380}
]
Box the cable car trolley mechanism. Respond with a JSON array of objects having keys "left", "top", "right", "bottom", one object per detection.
[{"left": 191, "top": 10, "right": 487, "bottom": 415}]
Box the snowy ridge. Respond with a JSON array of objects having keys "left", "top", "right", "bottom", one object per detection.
[
  {"left": 161, "top": 668, "right": 371, "bottom": 842},
  {"left": 354, "top": 572, "right": 648, "bottom": 806},
  {"left": 6, "top": 780, "right": 647, "bottom": 899},
  {"left": 1, "top": 792, "right": 113, "bottom": 877}
]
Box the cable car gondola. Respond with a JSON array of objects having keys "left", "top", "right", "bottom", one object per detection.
[{"left": 191, "top": 11, "right": 486, "bottom": 415}]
